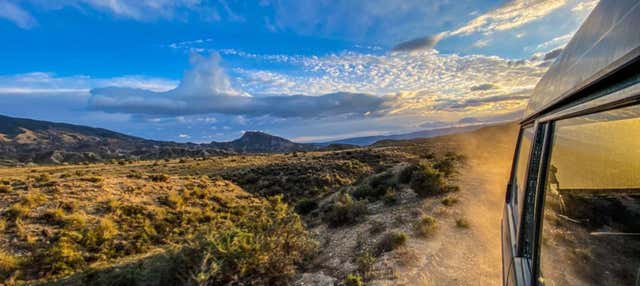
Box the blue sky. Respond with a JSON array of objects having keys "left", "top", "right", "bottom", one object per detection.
[{"left": 0, "top": 0, "right": 598, "bottom": 142}]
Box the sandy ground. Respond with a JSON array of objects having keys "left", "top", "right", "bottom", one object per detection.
[{"left": 296, "top": 123, "right": 519, "bottom": 286}]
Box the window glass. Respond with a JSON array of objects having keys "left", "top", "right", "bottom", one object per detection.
[
  {"left": 540, "top": 105, "right": 640, "bottom": 285},
  {"left": 513, "top": 127, "right": 534, "bottom": 220}
]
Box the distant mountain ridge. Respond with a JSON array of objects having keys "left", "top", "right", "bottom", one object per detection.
[
  {"left": 322, "top": 124, "right": 486, "bottom": 146},
  {"left": 0, "top": 114, "right": 316, "bottom": 165}
]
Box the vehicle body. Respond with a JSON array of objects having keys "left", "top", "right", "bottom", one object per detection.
[{"left": 501, "top": 0, "right": 640, "bottom": 285}]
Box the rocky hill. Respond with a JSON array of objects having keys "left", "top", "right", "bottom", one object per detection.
[
  {"left": 0, "top": 114, "right": 316, "bottom": 165},
  {"left": 210, "top": 131, "right": 316, "bottom": 153}
]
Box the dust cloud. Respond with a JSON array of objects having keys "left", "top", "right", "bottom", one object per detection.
[{"left": 398, "top": 123, "right": 519, "bottom": 285}]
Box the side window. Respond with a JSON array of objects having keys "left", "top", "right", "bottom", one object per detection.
[
  {"left": 512, "top": 126, "right": 534, "bottom": 221},
  {"left": 538, "top": 105, "right": 640, "bottom": 285}
]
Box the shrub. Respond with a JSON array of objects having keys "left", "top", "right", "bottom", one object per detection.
[
  {"left": 0, "top": 249, "right": 19, "bottom": 279},
  {"left": 441, "top": 196, "right": 459, "bottom": 206},
  {"left": 382, "top": 188, "right": 398, "bottom": 205},
  {"left": 41, "top": 207, "right": 66, "bottom": 225},
  {"left": 434, "top": 152, "right": 466, "bottom": 178},
  {"left": 177, "top": 196, "right": 317, "bottom": 285},
  {"left": 355, "top": 251, "right": 375, "bottom": 274},
  {"left": 83, "top": 218, "right": 118, "bottom": 251},
  {"left": 161, "top": 191, "right": 184, "bottom": 209},
  {"left": 323, "top": 193, "right": 368, "bottom": 227},
  {"left": 42, "top": 237, "right": 86, "bottom": 276},
  {"left": 376, "top": 231, "right": 407, "bottom": 254},
  {"left": 0, "top": 219, "right": 5, "bottom": 232},
  {"left": 410, "top": 162, "right": 445, "bottom": 198},
  {"left": 6, "top": 203, "right": 30, "bottom": 219},
  {"left": 81, "top": 176, "right": 103, "bottom": 183},
  {"left": 295, "top": 198, "right": 318, "bottom": 215},
  {"left": 398, "top": 164, "right": 418, "bottom": 184},
  {"left": 344, "top": 274, "right": 364, "bottom": 286},
  {"left": 353, "top": 172, "right": 397, "bottom": 202},
  {"left": 148, "top": 174, "right": 169, "bottom": 182},
  {"left": 62, "top": 212, "right": 88, "bottom": 230},
  {"left": 414, "top": 215, "right": 437, "bottom": 237},
  {"left": 0, "top": 184, "right": 12, "bottom": 193},
  {"left": 456, "top": 218, "right": 470, "bottom": 228}
]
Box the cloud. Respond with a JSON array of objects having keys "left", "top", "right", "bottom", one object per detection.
[
  {"left": 543, "top": 48, "right": 563, "bottom": 60},
  {"left": 0, "top": 0, "right": 37, "bottom": 29},
  {"left": 435, "top": 91, "right": 531, "bottom": 111},
  {"left": 0, "top": 72, "right": 177, "bottom": 95},
  {"left": 449, "top": 0, "right": 567, "bottom": 36},
  {"left": 391, "top": 34, "right": 444, "bottom": 52},
  {"left": 536, "top": 33, "right": 572, "bottom": 51},
  {"left": 469, "top": 83, "right": 499, "bottom": 91},
  {"left": 88, "top": 53, "right": 390, "bottom": 118}
]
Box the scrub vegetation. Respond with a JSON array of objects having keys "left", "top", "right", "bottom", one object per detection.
[{"left": 0, "top": 140, "right": 468, "bottom": 285}]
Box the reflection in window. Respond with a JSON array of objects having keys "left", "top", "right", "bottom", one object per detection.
[
  {"left": 514, "top": 127, "right": 534, "bottom": 221},
  {"left": 540, "top": 105, "right": 640, "bottom": 285}
]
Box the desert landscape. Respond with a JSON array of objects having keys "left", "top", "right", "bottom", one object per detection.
[{"left": 0, "top": 119, "right": 518, "bottom": 285}]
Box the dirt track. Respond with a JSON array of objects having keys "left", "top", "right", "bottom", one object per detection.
[{"left": 397, "top": 123, "right": 518, "bottom": 285}]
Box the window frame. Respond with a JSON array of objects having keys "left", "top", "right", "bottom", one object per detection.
[{"left": 528, "top": 81, "right": 640, "bottom": 285}]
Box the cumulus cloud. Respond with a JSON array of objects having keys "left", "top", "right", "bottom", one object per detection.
[
  {"left": 0, "top": 0, "right": 37, "bottom": 28},
  {"left": 88, "top": 53, "right": 390, "bottom": 118},
  {"left": 391, "top": 34, "right": 445, "bottom": 52}
]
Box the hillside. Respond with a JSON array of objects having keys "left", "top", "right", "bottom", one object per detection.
[{"left": 0, "top": 115, "right": 317, "bottom": 165}]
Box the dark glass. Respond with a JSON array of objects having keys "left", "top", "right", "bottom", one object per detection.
[
  {"left": 514, "top": 127, "right": 534, "bottom": 221},
  {"left": 539, "top": 105, "right": 640, "bottom": 285}
]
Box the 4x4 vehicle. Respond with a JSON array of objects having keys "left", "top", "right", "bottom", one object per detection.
[{"left": 502, "top": 0, "right": 640, "bottom": 285}]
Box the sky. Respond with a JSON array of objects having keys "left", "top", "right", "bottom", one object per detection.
[{"left": 0, "top": 0, "right": 599, "bottom": 143}]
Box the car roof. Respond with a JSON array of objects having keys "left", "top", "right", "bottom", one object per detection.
[{"left": 524, "top": 0, "right": 640, "bottom": 120}]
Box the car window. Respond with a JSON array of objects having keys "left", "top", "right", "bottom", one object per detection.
[
  {"left": 539, "top": 105, "right": 640, "bottom": 285},
  {"left": 513, "top": 127, "right": 534, "bottom": 221}
]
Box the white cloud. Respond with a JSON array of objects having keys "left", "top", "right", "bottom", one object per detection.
[
  {"left": 0, "top": 72, "right": 177, "bottom": 95},
  {"left": 449, "top": 0, "right": 568, "bottom": 36},
  {"left": 536, "top": 32, "right": 573, "bottom": 51},
  {"left": 178, "top": 134, "right": 190, "bottom": 138},
  {"left": 88, "top": 53, "right": 389, "bottom": 118},
  {"left": 0, "top": 0, "right": 37, "bottom": 29}
]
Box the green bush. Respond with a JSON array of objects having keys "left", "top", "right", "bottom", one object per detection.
[
  {"left": 410, "top": 162, "right": 445, "bottom": 198},
  {"left": 177, "top": 196, "right": 316, "bottom": 285},
  {"left": 398, "top": 164, "right": 418, "bottom": 184},
  {"left": 376, "top": 231, "right": 407, "bottom": 254},
  {"left": 355, "top": 251, "right": 375, "bottom": 274},
  {"left": 414, "top": 215, "right": 437, "bottom": 237},
  {"left": 434, "top": 152, "right": 466, "bottom": 178},
  {"left": 323, "top": 193, "right": 368, "bottom": 227},
  {"left": 295, "top": 198, "right": 318, "bottom": 215},
  {"left": 344, "top": 273, "right": 364, "bottom": 286}
]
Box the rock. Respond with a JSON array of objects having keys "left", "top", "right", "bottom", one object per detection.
[{"left": 294, "top": 272, "right": 337, "bottom": 286}]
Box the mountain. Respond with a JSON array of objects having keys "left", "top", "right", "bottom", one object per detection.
[
  {"left": 0, "top": 114, "right": 315, "bottom": 165},
  {"left": 323, "top": 124, "right": 487, "bottom": 146},
  {"left": 210, "top": 131, "right": 316, "bottom": 153}
]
